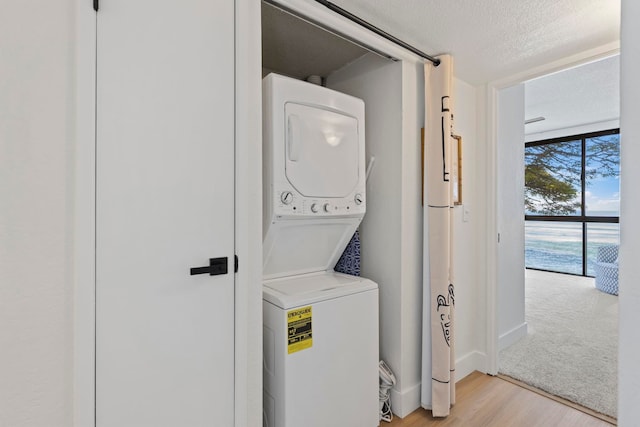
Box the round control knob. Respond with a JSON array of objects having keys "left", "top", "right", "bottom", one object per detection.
[
  {"left": 310, "top": 203, "right": 319, "bottom": 213},
  {"left": 354, "top": 193, "right": 364, "bottom": 205},
  {"left": 323, "top": 203, "right": 331, "bottom": 213},
  {"left": 280, "top": 191, "right": 293, "bottom": 205}
]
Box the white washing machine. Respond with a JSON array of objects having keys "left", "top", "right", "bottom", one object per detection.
[{"left": 262, "top": 73, "right": 379, "bottom": 427}]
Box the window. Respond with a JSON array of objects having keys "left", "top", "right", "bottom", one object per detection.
[{"left": 524, "top": 129, "right": 620, "bottom": 276}]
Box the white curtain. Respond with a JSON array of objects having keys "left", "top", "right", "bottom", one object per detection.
[{"left": 421, "top": 54, "right": 455, "bottom": 417}]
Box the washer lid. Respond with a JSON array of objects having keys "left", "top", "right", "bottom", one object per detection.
[
  {"left": 263, "top": 271, "right": 377, "bottom": 309},
  {"left": 285, "top": 102, "right": 360, "bottom": 198}
]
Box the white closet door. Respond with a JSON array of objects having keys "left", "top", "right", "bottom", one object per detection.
[{"left": 95, "top": 1, "right": 235, "bottom": 426}]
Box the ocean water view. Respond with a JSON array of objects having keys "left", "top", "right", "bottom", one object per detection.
[{"left": 525, "top": 218, "right": 619, "bottom": 276}]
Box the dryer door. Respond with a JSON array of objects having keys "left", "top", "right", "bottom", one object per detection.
[{"left": 285, "top": 103, "right": 360, "bottom": 198}]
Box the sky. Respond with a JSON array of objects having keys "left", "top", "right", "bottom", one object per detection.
[
  {"left": 585, "top": 134, "right": 620, "bottom": 215},
  {"left": 585, "top": 178, "right": 620, "bottom": 215}
]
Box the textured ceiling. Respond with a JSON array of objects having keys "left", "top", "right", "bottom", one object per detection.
[
  {"left": 329, "top": 0, "right": 620, "bottom": 84},
  {"left": 524, "top": 55, "right": 620, "bottom": 135}
]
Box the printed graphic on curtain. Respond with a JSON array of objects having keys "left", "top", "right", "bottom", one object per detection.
[{"left": 422, "top": 54, "right": 456, "bottom": 418}]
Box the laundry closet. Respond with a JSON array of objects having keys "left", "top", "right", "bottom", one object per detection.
[{"left": 261, "top": 0, "right": 426, "bottom": 418}]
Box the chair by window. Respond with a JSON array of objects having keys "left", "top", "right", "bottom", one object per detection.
[{"left": 594, "top": 245, "right": 619, "bottom": 295}]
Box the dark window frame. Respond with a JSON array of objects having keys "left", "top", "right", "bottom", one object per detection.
[{"left": 525, "top": 128, "right": 620, "bottom": 277}]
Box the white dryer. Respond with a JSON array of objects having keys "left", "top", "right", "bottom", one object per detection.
[{"left": 262, "top": 74, "right": 379, "bottom": 427}]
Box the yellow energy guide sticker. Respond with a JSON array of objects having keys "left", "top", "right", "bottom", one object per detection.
[{"left": 287, "top": 306, "right": 312, "bottom": 354}]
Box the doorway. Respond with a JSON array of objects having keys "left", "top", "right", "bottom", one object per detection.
[{"left": 494, "top": 55, "right": 620, "bottom": 420}]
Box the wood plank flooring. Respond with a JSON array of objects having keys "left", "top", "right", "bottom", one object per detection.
[{"left": 386, "top": 372, "right": 615, "bottom": 427}]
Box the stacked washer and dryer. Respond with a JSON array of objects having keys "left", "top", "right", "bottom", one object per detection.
[{"left": 262, "top": 73, "right": 379, "bottom": 427}]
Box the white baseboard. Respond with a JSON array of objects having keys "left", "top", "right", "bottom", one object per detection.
[
  {"left": 498, "top": 322, "right": 528, "bottom": 351},
  {"left": 455, "top": 350, "right": 487, "bottom": 380},
  {"left": 390, "top": 382, "right": 421, "bottom": 418}
]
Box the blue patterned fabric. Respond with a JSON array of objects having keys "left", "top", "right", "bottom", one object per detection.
[
  {"left": 594, "top": 245, "right": 619, "bottom": 296},
  {"left": 335, "top": 230, "right": 361, "bottom": 276}
]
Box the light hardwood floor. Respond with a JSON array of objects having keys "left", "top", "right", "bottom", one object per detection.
[{"left": 386, "top": 372, "right": 614, "bottom": 427}]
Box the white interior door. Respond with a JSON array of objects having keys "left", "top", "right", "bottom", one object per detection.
[{"left": 95, "top": 1, "right": 235, "bottom": 426}]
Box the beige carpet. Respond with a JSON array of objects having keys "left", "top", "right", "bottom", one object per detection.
[{"left": 499, "top": 269, "right": 618, "bottom": 418}]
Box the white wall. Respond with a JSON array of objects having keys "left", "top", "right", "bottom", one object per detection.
[
  {"left": 618, "top": 1, "right": 640, "bottom": 424},
  {"left": 327, "top": 54, "right": 422, "bottom": 416},
  {"left": 496, "top": 84, "right": 527, "bottom": 350},
  {"left": 451, "top": 78, "right": 486, "bottom": 377},
  {"left": 474, "top": 85, "right": 493, "bottom": 373},
  {"left": 327, "top": 53, "right": 403, "bottom": 388},
  {"left": 398, "top": 59, "right": 427, "bottom": 416},
  {"left": 0, "top": 1, "right": 75, "bottom": 425}
]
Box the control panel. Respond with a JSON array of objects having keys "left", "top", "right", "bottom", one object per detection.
[{"left": 273, "top": 188, "right": 365, "bottom": 218}]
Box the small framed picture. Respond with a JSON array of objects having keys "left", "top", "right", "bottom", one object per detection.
[
  {"left": 451, "top": 135, "right": 462, "bottom": 205},
  {"left": 421, "top": 129, "right": 463, "bottom": 206}
]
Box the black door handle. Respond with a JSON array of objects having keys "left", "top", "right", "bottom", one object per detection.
[{"left": 190, "top": 257, "right": 228, "bottom": 276}]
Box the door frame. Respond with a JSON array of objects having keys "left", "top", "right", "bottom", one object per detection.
[
  {"left": 484, "top": 42, "right": 621, "bottom": 375},
  {"left": 72, "top": 1, "right": 263, "bottom": 425}
]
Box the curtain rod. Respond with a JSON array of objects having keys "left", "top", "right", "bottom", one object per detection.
[{"left": 314, "top": 0, "right": 440, "bottom": 66}]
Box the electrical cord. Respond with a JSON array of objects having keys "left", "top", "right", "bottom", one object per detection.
[{"left": 379, "top": 360, "right": 396, "bottom": 423}]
